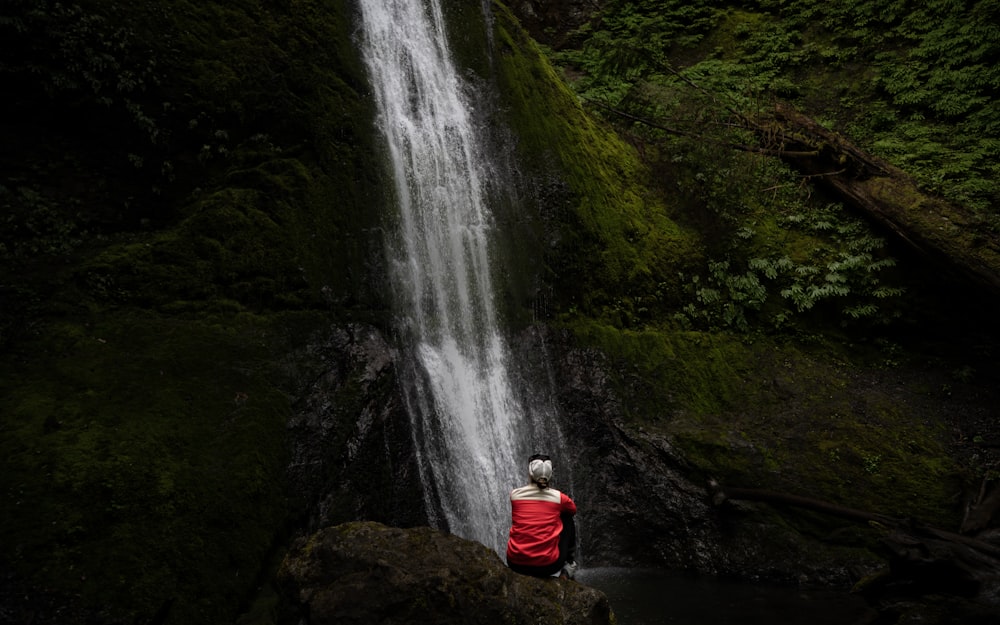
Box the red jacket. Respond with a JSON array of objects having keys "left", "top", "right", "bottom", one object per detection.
[{"left": 505, "top": 484, "right": 577, "bottom": 566}]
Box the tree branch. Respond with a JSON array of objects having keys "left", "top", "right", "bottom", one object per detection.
[{"left": 583, "top": 97, "right": 819, "bottom": 158}]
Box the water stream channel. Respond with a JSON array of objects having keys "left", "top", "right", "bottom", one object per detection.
[{"left": 357, "top": 0, "right": 561, "bottom": 555}]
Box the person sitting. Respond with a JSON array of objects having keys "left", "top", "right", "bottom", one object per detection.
[{"left": 505, "top": 453, "right": 578, "bottom": 579}]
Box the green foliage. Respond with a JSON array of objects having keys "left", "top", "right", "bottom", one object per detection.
[
  {"left": 0, "top": 0, "right": 160, "bottom": 116},
  {"left": 636, "top": 124, "right": 907, "bottom": 335},
  {"left": 553, "top": 0, "right": 717, "bottom": 94},
  {"left": 0, "top": 184, "right": 87, "bottom": 262},
  {"left": 674, "top": 201, "right": 904, "bottom": 333},
  {"left": 726, "top": 0, "right": 1000, "bottom": 213},
  {"left": 775, "top": 205, "right": 903, "bottom": 313},
  {"left": 544, "top": 0, "right": 997, "bottom": 333},
  {"left": 676, "top": 259, "right": 767, "bottom": 332},
  {"left": 0, "top": 0, "right": 169, "bottom": 204}
]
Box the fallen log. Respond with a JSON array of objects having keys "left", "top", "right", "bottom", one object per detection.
[
  {"left": 710, "top": 482, "right": 900, "bottom": 526},
  {"left": 761, "top": 102, "right": 1000, "bottom": 296},
  {"left": 590, "top": 97, "right": 1000, "bottom": 297}
]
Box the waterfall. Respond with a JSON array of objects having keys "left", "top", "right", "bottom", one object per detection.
[{"left": 357, "top": 0, "right": 544, "bottom": 553}]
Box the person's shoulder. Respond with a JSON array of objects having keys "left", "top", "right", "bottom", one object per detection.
[
  {"left": 511, "top": 484, "right": 562, "bottom": 502},
  {"left": 510, "top": 484, "right": 534, "bottom": 497}
]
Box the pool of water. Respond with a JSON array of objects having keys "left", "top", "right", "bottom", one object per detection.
[{"left": 576, "top": 568, "right": 876, "bottom": 625}]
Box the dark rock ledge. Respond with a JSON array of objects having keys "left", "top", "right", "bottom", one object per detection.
[{"left": 277, "top": 521, "right": 612, "bottom": 625}]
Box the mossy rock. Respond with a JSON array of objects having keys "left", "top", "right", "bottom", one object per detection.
[
  {"left": 489, "top": 1, "right": 703, "bottom": 324},
  {"left": 0, "top": 310, "right": 338, "bottom": 623},
  {"left": 277, "top": 521, "right": 613, "bottom": 625},
  {"left": 0, "top": 0, "right": 386, "bottom": 622},
  {"left": 564, "top": 320, "right": 964, "bottom": 530}
]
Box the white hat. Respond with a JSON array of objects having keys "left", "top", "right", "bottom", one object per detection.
[{"left": 529, "top": 457, "right": 553, "bottom": 487}]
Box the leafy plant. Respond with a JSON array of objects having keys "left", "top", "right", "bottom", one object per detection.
[
  {"left": 0, "top": 184, "right": 86, "bottom": 263},
  {"left": 673, "top": 199, "right": 904, "bottom": 332},
  {"left": 543, "top": 0, "right": 997, "bottom": 333}
]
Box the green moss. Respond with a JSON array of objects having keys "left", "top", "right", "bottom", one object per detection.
[
  {"left": 565, "top": 320, "right": 962, "bottom": 528},
  {"left": 491, "top": 2, "right": 702, "bottom": 323},
  {"left": 0, "top": 310, "right": 336, "bottom": 623},
  {"left": 0, "top": 0, "right": 389, "bottom": 621}
]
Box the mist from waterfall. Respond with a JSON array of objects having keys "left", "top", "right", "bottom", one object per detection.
[{"left": 357, "top": 0, "right": 557, "bottom": 553}]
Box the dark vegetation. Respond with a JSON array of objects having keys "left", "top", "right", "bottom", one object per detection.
[{"left": 1, "top": 0, "right": 386, "bottom": 622}]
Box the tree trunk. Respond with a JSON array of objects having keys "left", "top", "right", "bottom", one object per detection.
[
  {"left": 594, "top": 98, "right": 1000, "bottom": 296},
  {"left": 761, "top": 103, "right": 1000, "bottom": 296}
]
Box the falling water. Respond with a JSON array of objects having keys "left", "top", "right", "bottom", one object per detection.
[{"left": 357, "top": 0, "right": 538, "bottom": 553}]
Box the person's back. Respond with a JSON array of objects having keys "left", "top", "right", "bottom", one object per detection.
[{"left": 505, "top": 454, "right": 577, "bottom": 579}]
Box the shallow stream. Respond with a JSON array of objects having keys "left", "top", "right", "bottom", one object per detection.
[{"left": 576, "top": 568, "right": 875, "bottom": 625}]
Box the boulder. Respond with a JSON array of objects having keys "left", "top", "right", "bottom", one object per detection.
[{"left": 277, "top": 521, "right": 612, "bottom": 625}]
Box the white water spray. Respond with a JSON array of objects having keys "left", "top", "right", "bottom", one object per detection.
[{"left": 357, "top": 0, "right": 539, "bottom": 553}]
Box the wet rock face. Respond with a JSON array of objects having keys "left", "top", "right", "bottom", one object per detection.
[
  {"left": 510, "top": 327, "right": 721, "bottom": 572},
  {"left": 286, "top": 324, "right": 427, "bottom": 532},
  {"left": 296, "top": 323, "right": 868, "bottom": 586},
  {"left": 506, "top": 326, "right": 875, "bottom": 584},
  {"left": 277, "top": 521, "right": 613, "bottom": 625}
]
